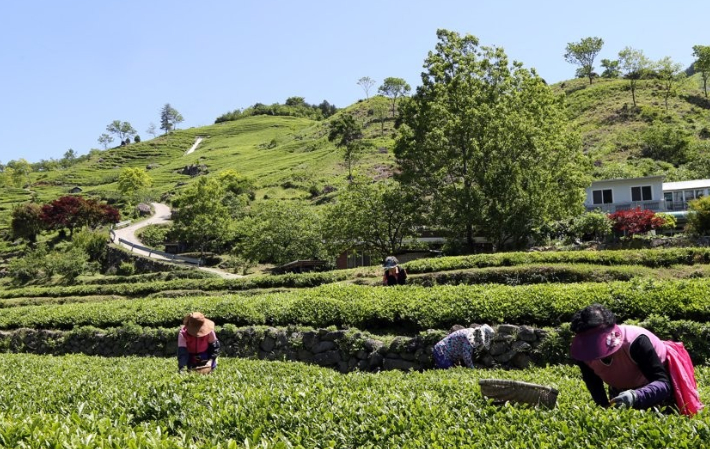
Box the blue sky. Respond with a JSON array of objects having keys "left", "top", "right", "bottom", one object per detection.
[{"left": 1, "top": 0, "right": 706, "bottom": 163}]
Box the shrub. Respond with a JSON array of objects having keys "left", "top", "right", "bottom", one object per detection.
[
  {"left": 687, "top": 196, "right": 710, "bottom": 236},
  {"left": 640, "top": 123, "right": 692, "bottom": 166},
  {"left": 71, "top": 230, "right": 108, "bottom": 265},
  {"left": 138, "top": 224, "right": 172, "bottom": 249},
  {"left": 569, "top": 211, "right": 613, "bottom": 241},
  {"left": 7, "top": 246, "right": 47, "bottom": 284},
  {"left": 608, "top": 208, "right": 669, "bottom": 237},
  {"left": 117, "top": 261, "right": 136, "bottom": 276}
]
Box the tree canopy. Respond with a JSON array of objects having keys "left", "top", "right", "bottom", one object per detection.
[
  {"left": 378, "top": 77, "right": 411, "bottom": 117},
  {"left": 395, "top": 29, "right": 589, "bottom": 250},
  {"left": 618, "top": 47, "right": 652, "bottom": 107},
  {"left": 564, "top": 37, "right": 604, "bottom": 85},
  {"left": 322, "top": 178, "right": 420, "bottom": 258},
  {"left": 117, "top": 167, "right": 153, "bottom": 199},
  {"left": 693, "top": 45, "right": 710, "bottom": 98},
  {"left": 160, "top": 104, "right": 184, "bottom": 134}
]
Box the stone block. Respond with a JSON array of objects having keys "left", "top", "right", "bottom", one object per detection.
[
  {"left": 314, "top": 349, "right": 341, "bottom": 366},
  {"left": 312, "top": 341, "right": 336, "bottom": 354}
]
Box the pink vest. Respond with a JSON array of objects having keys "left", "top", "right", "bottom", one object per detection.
[
  {"left": 586, "top": 325, "right": 667, "bottom": 390},
  {"left": 180, "top": 327, "right": 210, "bottom": 354}
]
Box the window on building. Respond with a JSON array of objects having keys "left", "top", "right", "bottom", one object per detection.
[
  {"left": 592, "top": 189, "right": 613, "bottom": 204},
  {"left": 696, "top": 189, "right": 706, "bottom": 199},
  {"left": 631, "top": 186, "right": 652, "bottom": 202}
]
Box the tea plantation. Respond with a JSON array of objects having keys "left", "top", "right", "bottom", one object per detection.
[{"left": 0, "top": 248, "right": 709, "bottom": 448}]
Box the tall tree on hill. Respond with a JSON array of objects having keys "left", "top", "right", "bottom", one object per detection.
[
  {"left": 357, "top": 76, "right": 376, "bottom": 99},
  {"left": 395, "top": 29, "right": 589, "bottom": 251},
  {"left": 146, "top": 123, "right": 158, "bottom": 138},
  {"left": 160, "top": 103, "right": 184, "bottom": 134},
  {"left": 618, "top": 47, "right": 652, "bottom": 107},
  {"left": 98, "top": 133, "right": 114, "bottom": 149},
  {"left": 106, "top": 120, "right": 137, "bottom": 143},
  {"left": 656, "top": 56, "right": 685, "bottom": 111},
  {"left": 693, "top": 45, "right": 710, "bottom": 98},
  {"left": 328, "top": 113, "right": 365, "bottom": 180},
  {"left": 564, "top": 37, "right": 604, "bottom": 85},
  {"left": 378, "top": 77, "right": 411, "bottom": 117}
]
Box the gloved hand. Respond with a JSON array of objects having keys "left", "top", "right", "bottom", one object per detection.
[{"left": 611, "top": 390, "right": 636, "bottom": 408}]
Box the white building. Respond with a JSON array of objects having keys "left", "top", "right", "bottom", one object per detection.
[{"left": 585, "top": 176, "right": 710, "bottom": 220}]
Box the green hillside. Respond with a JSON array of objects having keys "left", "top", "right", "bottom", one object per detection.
[
  {"left": 555, "top": 73, "right": 710, "bottom": 180},
  {"left": 2, "top": 74, "right": 710, "bottom": 241},
  {"left": 0, "top": 98, "right": 398, "bottom": 236}
]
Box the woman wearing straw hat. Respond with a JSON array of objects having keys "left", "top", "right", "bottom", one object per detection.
[
  {"left": 178, "top": 312, "right": 221, "bottom": 374},
  {"left": 570, "top": 304, "right": 703, "bottom": 415}
]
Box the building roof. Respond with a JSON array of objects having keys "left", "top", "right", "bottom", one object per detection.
[
  {"left": 590, "top": 176, "right": 664, "bottom": 186},
  {"left": 663, "top": 179, "right": 710, "bottom": 191}
]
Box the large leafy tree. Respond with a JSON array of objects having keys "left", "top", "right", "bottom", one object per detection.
[
  {"left": 236, "top": 200, "right": 323, "bottom": 265},
  {"left": 378, "top": 77, "right": 411, "bottom": 117},
  {"left": 618, "top": 47, "right": 652, "bottom": 107},
  {"left": 171, "top": 177, "right": 234, "bottom": 254},
  {"left": 322, "top": 178, "right": 420, "bottom": 259},
  {"left": 395, "top": 29, "right": 589, "bottom": 250},
  {"left": 692, "top": 45, "right": 710, "bottom": 98},
  {"left": 564, "top": 37, "right": 604, "bottom": 85},
  {"left": 40, "top": 196, "right": 119, "bottom": 236}
]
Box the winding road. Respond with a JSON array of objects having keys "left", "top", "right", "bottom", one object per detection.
[{"left": 112, "top": 202, "right": 242, "bottom": 279}]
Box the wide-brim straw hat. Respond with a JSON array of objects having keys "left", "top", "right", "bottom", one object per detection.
[{"left": 183, "top": 312, "right": 215, "bottom": 337}]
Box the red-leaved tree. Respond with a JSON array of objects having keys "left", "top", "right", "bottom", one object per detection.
[
  {"left": 608, "top": 207, "right": 667, "bottom": 237},
  {"left": 40, "top": 196, "right": 120, "bottom": 236}
]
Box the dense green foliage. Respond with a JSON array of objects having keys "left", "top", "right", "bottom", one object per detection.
[
  {"left": 4, "top": 278, "right": 710, "bottom": 331},
  {"left": 0, "top": 355, "right": 707, "bottom": 448},
  {"left": 0, "top": 271, "right": 348, "bottom": 300},
  {"left": 395, "top": 29, "right": 589, "bottom": 249},
  {"left": 404, "top": 247, "right": 710, "bottom": 273}
]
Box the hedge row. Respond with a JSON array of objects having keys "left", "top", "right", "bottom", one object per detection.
[
  {"left": 2, "top": 279, "right": 710, "bottom": 332},
  {"left": 404, "top": 247, "right": 710, "bottom": 273},
  {"left": 408, "top": 263, "right": 650, "bottom": 286},
  {"left": 0, "top": 271, "right": 348, "bottom": 300}
]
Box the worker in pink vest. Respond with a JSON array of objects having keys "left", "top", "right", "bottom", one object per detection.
[
  {"left": 570, "top": 304, "right": 703, "bottom": 415},
  {"left": 178, "top": 312, "right": 221, "bottom": 373}
]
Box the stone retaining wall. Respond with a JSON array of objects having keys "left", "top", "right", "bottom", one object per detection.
[{"left": 0, "top": 324, "right": 555, "bottom": 372}]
